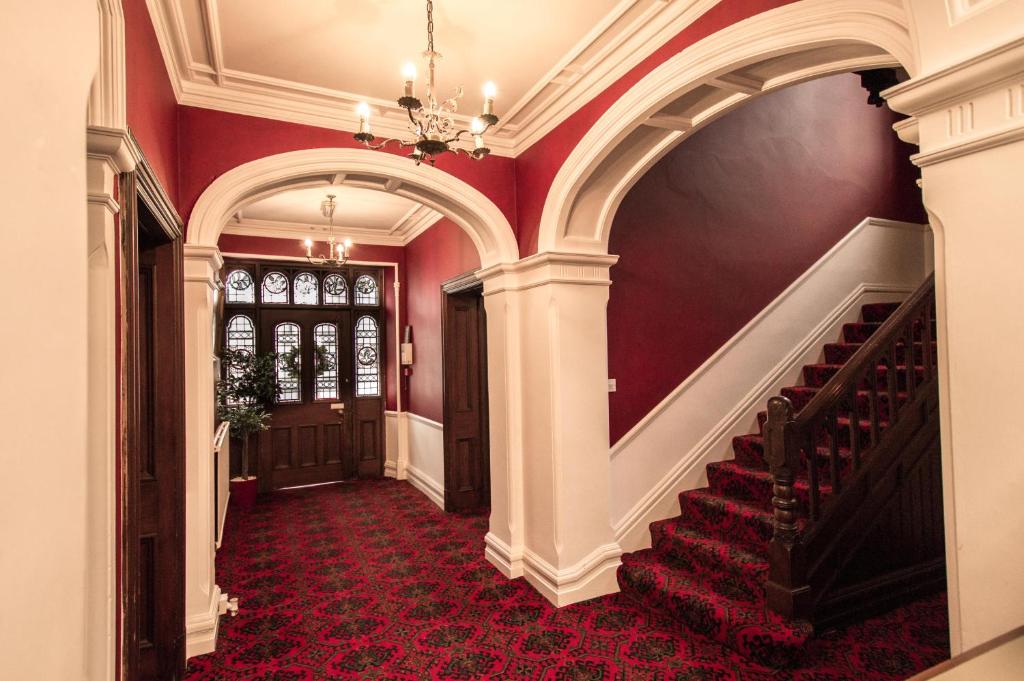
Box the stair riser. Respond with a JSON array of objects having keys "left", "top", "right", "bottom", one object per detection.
[
  {"left": 860, "top": 303, "right": 901, "bottom": 323},
  {"left": 650, "top": 524, "right": 767, "bottom": 583},
  {"left": 731, "top": 435, "right": 855, "bottom": 478},
  {"left": 706, "top": 463, "right": 826, "bottom": 510},
  {"left": 782, "top": 387, "right": 906, "bottom": 422},
  {"left": 843, "top": 321, "right": 937, "bottom": 344},
  {"left": 676, "top": 492, "right": 774, "bottom": 554}
]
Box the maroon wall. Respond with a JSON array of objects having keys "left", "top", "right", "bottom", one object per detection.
[
  {"left": 607, "top": 74, "right": 925, "bottom": 442},
  {"left": 124, "top": 0, "right": 180, "bottom": 208},
  {"left": 404, "top": 219, "right": 481, "bottom": 422},
  {"left": 217, "top": 234, "right": 407, "bottom": 412}
]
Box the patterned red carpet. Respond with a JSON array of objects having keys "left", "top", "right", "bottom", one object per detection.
[{"left": 185, "top": 479, "right": 948, "bottom": 680}]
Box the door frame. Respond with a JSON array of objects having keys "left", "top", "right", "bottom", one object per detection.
[
  {"left": 441, "top": 271, "right": 491, "bottom": 513},
  {"left": 120, "top": 156, "right": 186, "bottom": 680}
]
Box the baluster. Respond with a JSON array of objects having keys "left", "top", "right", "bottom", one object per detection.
[
  {"left": 905, "top": 321, "right": 917, "bottom": 403},
  {"left": 922, "top": 302, "right": 934, "bottom": 383},
  {"left": 807, "top": 428, "right": 820, "bottom": 520},
  {"left": 826, "top": 411, "right": 841, "bottom": 496},
  {"left": 849, "top": 385, "right": 861, "bottom": 470},
  {"left": 869, "top": 351, "right": 881, "bottom": 447},
  {"left": 886, "top": 341, "right": 899, "bottom": 428}
]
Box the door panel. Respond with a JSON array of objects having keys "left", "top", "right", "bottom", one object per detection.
[{"left": 443, "top": 287, "right": 490, "bottom": 512}]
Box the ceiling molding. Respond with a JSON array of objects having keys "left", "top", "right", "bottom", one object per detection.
[
  {"left": 146, "top": 0, "right": 724, "bottom": 158},
  {"left": 221, "top": 205, "right": 444, "bottom": 247}
]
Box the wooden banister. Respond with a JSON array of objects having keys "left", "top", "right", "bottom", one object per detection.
[{"left": 764, "top": 273, "right": 943, "bottom": 625}]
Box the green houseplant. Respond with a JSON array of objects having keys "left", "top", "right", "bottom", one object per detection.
[{"left": 216, "top": 348, "right": 281, "bottom": 479}]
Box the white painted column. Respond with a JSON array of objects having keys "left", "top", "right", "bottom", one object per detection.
[
  {"left": 481, "top": 253, "right": 622, "bottom": 605},
  {"left": 85, "top": 128, "right": 137, "bottom": 681},
  {"left": 887, "top": 38, "right": 1024, "bottom": 654},
  {"left": 183, "top": 245, "right": 225, "bottom": 657}
]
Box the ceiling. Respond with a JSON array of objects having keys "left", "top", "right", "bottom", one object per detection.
[
  {"left": 224, "top": 184, "right": 442, "bottom": 246},
  {"left": 149, "top": 0, "right": 712, "bottom": 155}
]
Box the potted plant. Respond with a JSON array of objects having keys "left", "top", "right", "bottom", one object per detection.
[{"left": 216, "top": 348, "right": 280, "bottom": 479}]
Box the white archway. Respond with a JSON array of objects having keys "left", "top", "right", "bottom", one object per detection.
[
  {"left": 186, "top": 147, "right": 519, "bottom": 266},
  {"left": 537, "top": 0, "right": 916, "bottom": 255},
  {"left": 181, "top": 147, "right": 521, "bottom": 656}
]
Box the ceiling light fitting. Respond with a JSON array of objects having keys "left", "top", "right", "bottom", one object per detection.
[
  {"left": 304, "top": 194, "right": 352, "bottom": 267},
  {"left": 353, "top": 0, "right": 499, "bottom": 166}
]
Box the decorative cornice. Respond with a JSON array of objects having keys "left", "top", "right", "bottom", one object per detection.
[
  {"left": 145, "top": 0, "right": 729, "bottom": 157},
  {"left": 478, "top": 251, "right": 620, "bottom": 295},
  {"left": 222, "top": 207, "right": 444, "bottom": 247},
  {"left": 183, "top": 244, "right": 225, "bottom": 287},
  {"left": 86, "top": 126, "right": 141, "bottom": 173}
]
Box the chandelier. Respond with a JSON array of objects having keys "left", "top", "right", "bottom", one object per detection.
[
  {"left": 353, "top": 0, "right": 499, "bottom": 166},
  {"left": 304, "top": 194, "right": 352, "bottom": 267}
]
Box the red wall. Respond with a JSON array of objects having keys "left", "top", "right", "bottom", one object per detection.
[
  {"left": 178, "top": 107, "right": 518, "bottom": 237},
  {"left": 124, "top": 0, "right": 180, "bottom": 208},
  {"left": 217, "top": 234, "right": 407, "bottom": 412},
  {"left": 606, "top": 74, "right": 925, "bottom": 442},
  {"left": 404, "top": 219, "right": 481, "bottom": 422}
]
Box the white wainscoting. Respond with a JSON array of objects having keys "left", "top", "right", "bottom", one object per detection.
[
  {"left": 404, "top": 413, "right": 445, "bottom": 509},
  {"left": 610, "top": 218, "right": 932, "bottom": 551}
]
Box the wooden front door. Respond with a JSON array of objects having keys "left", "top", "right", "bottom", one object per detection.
[
  {"left": 442, "top": 280, "right": 490, "bottom": 512},
  {"left": 221, "top": 261, "right": 385, "bottom": 493},
  {"left": 258, "top": 308, "right": 354, "bottom": 490},
  {"left": 122, "top": 169, "right": 186, "bottom": 681}
]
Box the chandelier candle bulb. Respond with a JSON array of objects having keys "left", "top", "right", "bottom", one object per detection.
[
  {"left": 304, "top": 238, "right": 313, "bottom": 258},
  {"left": 402, "top": 62, "right": 417, "bottom": 97},
  {"left": 356, "top": 102, "right": 371, "bottom": 134}
]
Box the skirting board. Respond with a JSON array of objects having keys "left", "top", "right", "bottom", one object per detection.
[
  {"left": 215, "top": 490, "right": 230, "bottom": 550},
  {"left": 485, "top": 532, "right": 525, "bottom": 579},
  {"left": 405, "top": 463, "right": 444, "bottom": 509},
  {"left": 522, "top": 543, "right": 623, "bottom": 607},
  {"left": 185, "top": 584, "right": 222, "bottom": 659}
]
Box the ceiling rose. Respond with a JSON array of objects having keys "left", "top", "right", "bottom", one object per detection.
[{"left": 353, "top": 0, "right": 498, "bottom": 166}]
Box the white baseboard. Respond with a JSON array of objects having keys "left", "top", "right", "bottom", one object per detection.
[
  {"left": 405, "top": 412, "right": 445, "bottom": 508},
  {"left": 485, "top": 532, "right": 525, "bottom": 578},
  {"left": 522, "top": 543, "right": 623, "bottom": 607},
  {"left": 185, "top": 584, "right": 221, "bottom": 659},
  {"left": 405, "top": 462, "right": 445, "bottom": 509},
  {"left": 609, "top": 217, "right": 931, "bottom": 552}
]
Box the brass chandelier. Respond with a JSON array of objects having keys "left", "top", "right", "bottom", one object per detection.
[
  {"left": 353, "top": 0, "right": 499, "bottom": 165},
  {"left": 304, "top": 194, "right": 352, "bottom": 267}
]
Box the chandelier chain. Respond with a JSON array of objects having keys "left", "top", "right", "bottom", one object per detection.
[{"left": 426, "top": 0, "right": 434, "bottom": 55}]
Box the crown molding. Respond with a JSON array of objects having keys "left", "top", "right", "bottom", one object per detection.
[
  {"left": 146, "top": 0, "right": 724, "bottom": 158},
  {"left": 222, "top": 205, "right": 444, "bottom": 247}
]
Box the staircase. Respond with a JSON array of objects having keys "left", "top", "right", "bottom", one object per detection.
[{"left": 617, "top": 276, "right": 944, "bottom": 668}]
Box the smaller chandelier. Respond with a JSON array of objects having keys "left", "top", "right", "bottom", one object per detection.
[
  {"left": 353, "top": 0, "right": 498, "bottom": 166},
  {"left": 304, "top": 194, "right": 352, "bottom": 267}
]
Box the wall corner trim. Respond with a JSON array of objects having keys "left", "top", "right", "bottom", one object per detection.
[{"left": 185, "top": 583, "right": 222, "bottom": 658}]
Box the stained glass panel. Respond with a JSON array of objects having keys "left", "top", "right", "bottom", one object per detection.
[
  {"left": 262, "top": 271, "right": 289, "bottom": 304},
  {"left": 225, "top": 269, "right": 255, "bottom": 304},
  {"left": 313, "top": 323, "right": 339, "bottom": 400},
  {"left": 354, "top": 274, "right": 379, "bottom": 306},
  {"left": 274, "top": 322, "right": 301, "bottom": 402},
  {"left": 294, "top": 272, "right": 319, "bottom": 305},
  {"left": 324, "top": 273, "right": 348, "bottom": 305},
  {"left": 355, "top": 316, "right": 380, "bottom": 397}
]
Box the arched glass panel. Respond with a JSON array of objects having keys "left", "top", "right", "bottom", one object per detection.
[
  {"left": 354, "top": 274, "right": 379, "bottom": 306},
  {"left": 293, "top": 272, "right": 319, "bottom": 305},
  {"left": 261, "top": 271, "right": 289, "bottom": 304},
  {"left": 225, "top": 315, "right": 255, "bottom": 356},
  {"left": 354, "top": 316, "right": 380, "bottom": 397},
  {"left": 225, "top": 269, "right": 255, "bottom": 304},
  {"left": 274, "top": 322, "right": 301, "bottom": 402},
  {"left": 324, "top": 273, "right": 348, "bottom": 305},
  {"left": 313, "top": 323, "right": 339, "bottom": 400}
]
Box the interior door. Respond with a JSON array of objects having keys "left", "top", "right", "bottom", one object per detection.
[
  {"left": 258, "top": 308, "right": 354, "bottom": 491},
  {"left": 442, "top": 284, "right": 490, "bottom": 512}
]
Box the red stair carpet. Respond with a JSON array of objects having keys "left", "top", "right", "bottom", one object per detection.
[
  {"left": 186, "top": 478, "right": 947, "bottom": 678},
  {"left": 617, "top": 301, "right": 940, "bottom": 668}
]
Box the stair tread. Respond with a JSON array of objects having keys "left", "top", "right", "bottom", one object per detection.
[
  {"left": 650, "top": 517, "right": 769, "bottom": 573},
  {"left": 619, "top": 550, "right": 812, "bottom": 667},
  {"left": 708, "top": 459, "right": 835, "bottom": 494}
]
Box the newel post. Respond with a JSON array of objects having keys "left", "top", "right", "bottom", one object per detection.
[{"left": 764, "top": 396, "right": 810, "bottom": 619}]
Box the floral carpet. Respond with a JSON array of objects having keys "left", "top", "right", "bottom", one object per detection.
[{"left": 184, "top": 479, "right": 949, "bottom": 680}]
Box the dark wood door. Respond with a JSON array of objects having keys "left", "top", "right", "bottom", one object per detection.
[
  {"left": 442, "top": 285, "right": 490, "bottom": 512},
  {"left": 258, "top": 308, "right": 355, "bottom": 491},
  {"left": 123, "top": 170, "right": 186, "bottom": 681}
]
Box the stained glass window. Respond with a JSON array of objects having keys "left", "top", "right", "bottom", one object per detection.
[
  {"left": 294, "top": 272, "right": 319, "bottom": 305},
  {"left": 354, "top": 274, "right": 379, "bottom": 306},
  {"left": 262, "top": 271, "right": 289, "bottom": 304},
  {"left": 314, "top": 323, "right": 339, "bottom": 400},
  {"left": 225, "top": 269, "right": 255, "bottom": 304},
  {"left": 225, "top": 315, "right": 255, "bottom": 356},
  {"left": 274, "top": 322, "right": 301, "bottom": 402},
  {"left": 355, "top": 316, "right": 380, "bottom": 397},
  {"left": 324, "top": 273, "right": 348, "bottom": 305}
]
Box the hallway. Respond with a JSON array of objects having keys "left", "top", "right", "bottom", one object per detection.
[{"left": 185, "top": 480, "right": 949, "bottom": 680}]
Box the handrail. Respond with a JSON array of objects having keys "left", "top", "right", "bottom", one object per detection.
[{"left": 763, "top": 273, "right": 937, "bottom": 620}]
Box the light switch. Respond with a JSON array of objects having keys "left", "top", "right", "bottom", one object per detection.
[{"left": 608, "top": 378, "right": 617, "bottom": 392}]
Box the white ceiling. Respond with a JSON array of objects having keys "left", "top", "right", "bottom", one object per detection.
[
  {"left": 225, "top": 184, "right": 443, "bottom": 246},
  {"left": 150, "top": 0, "right": 708, "bottom": 155}
]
